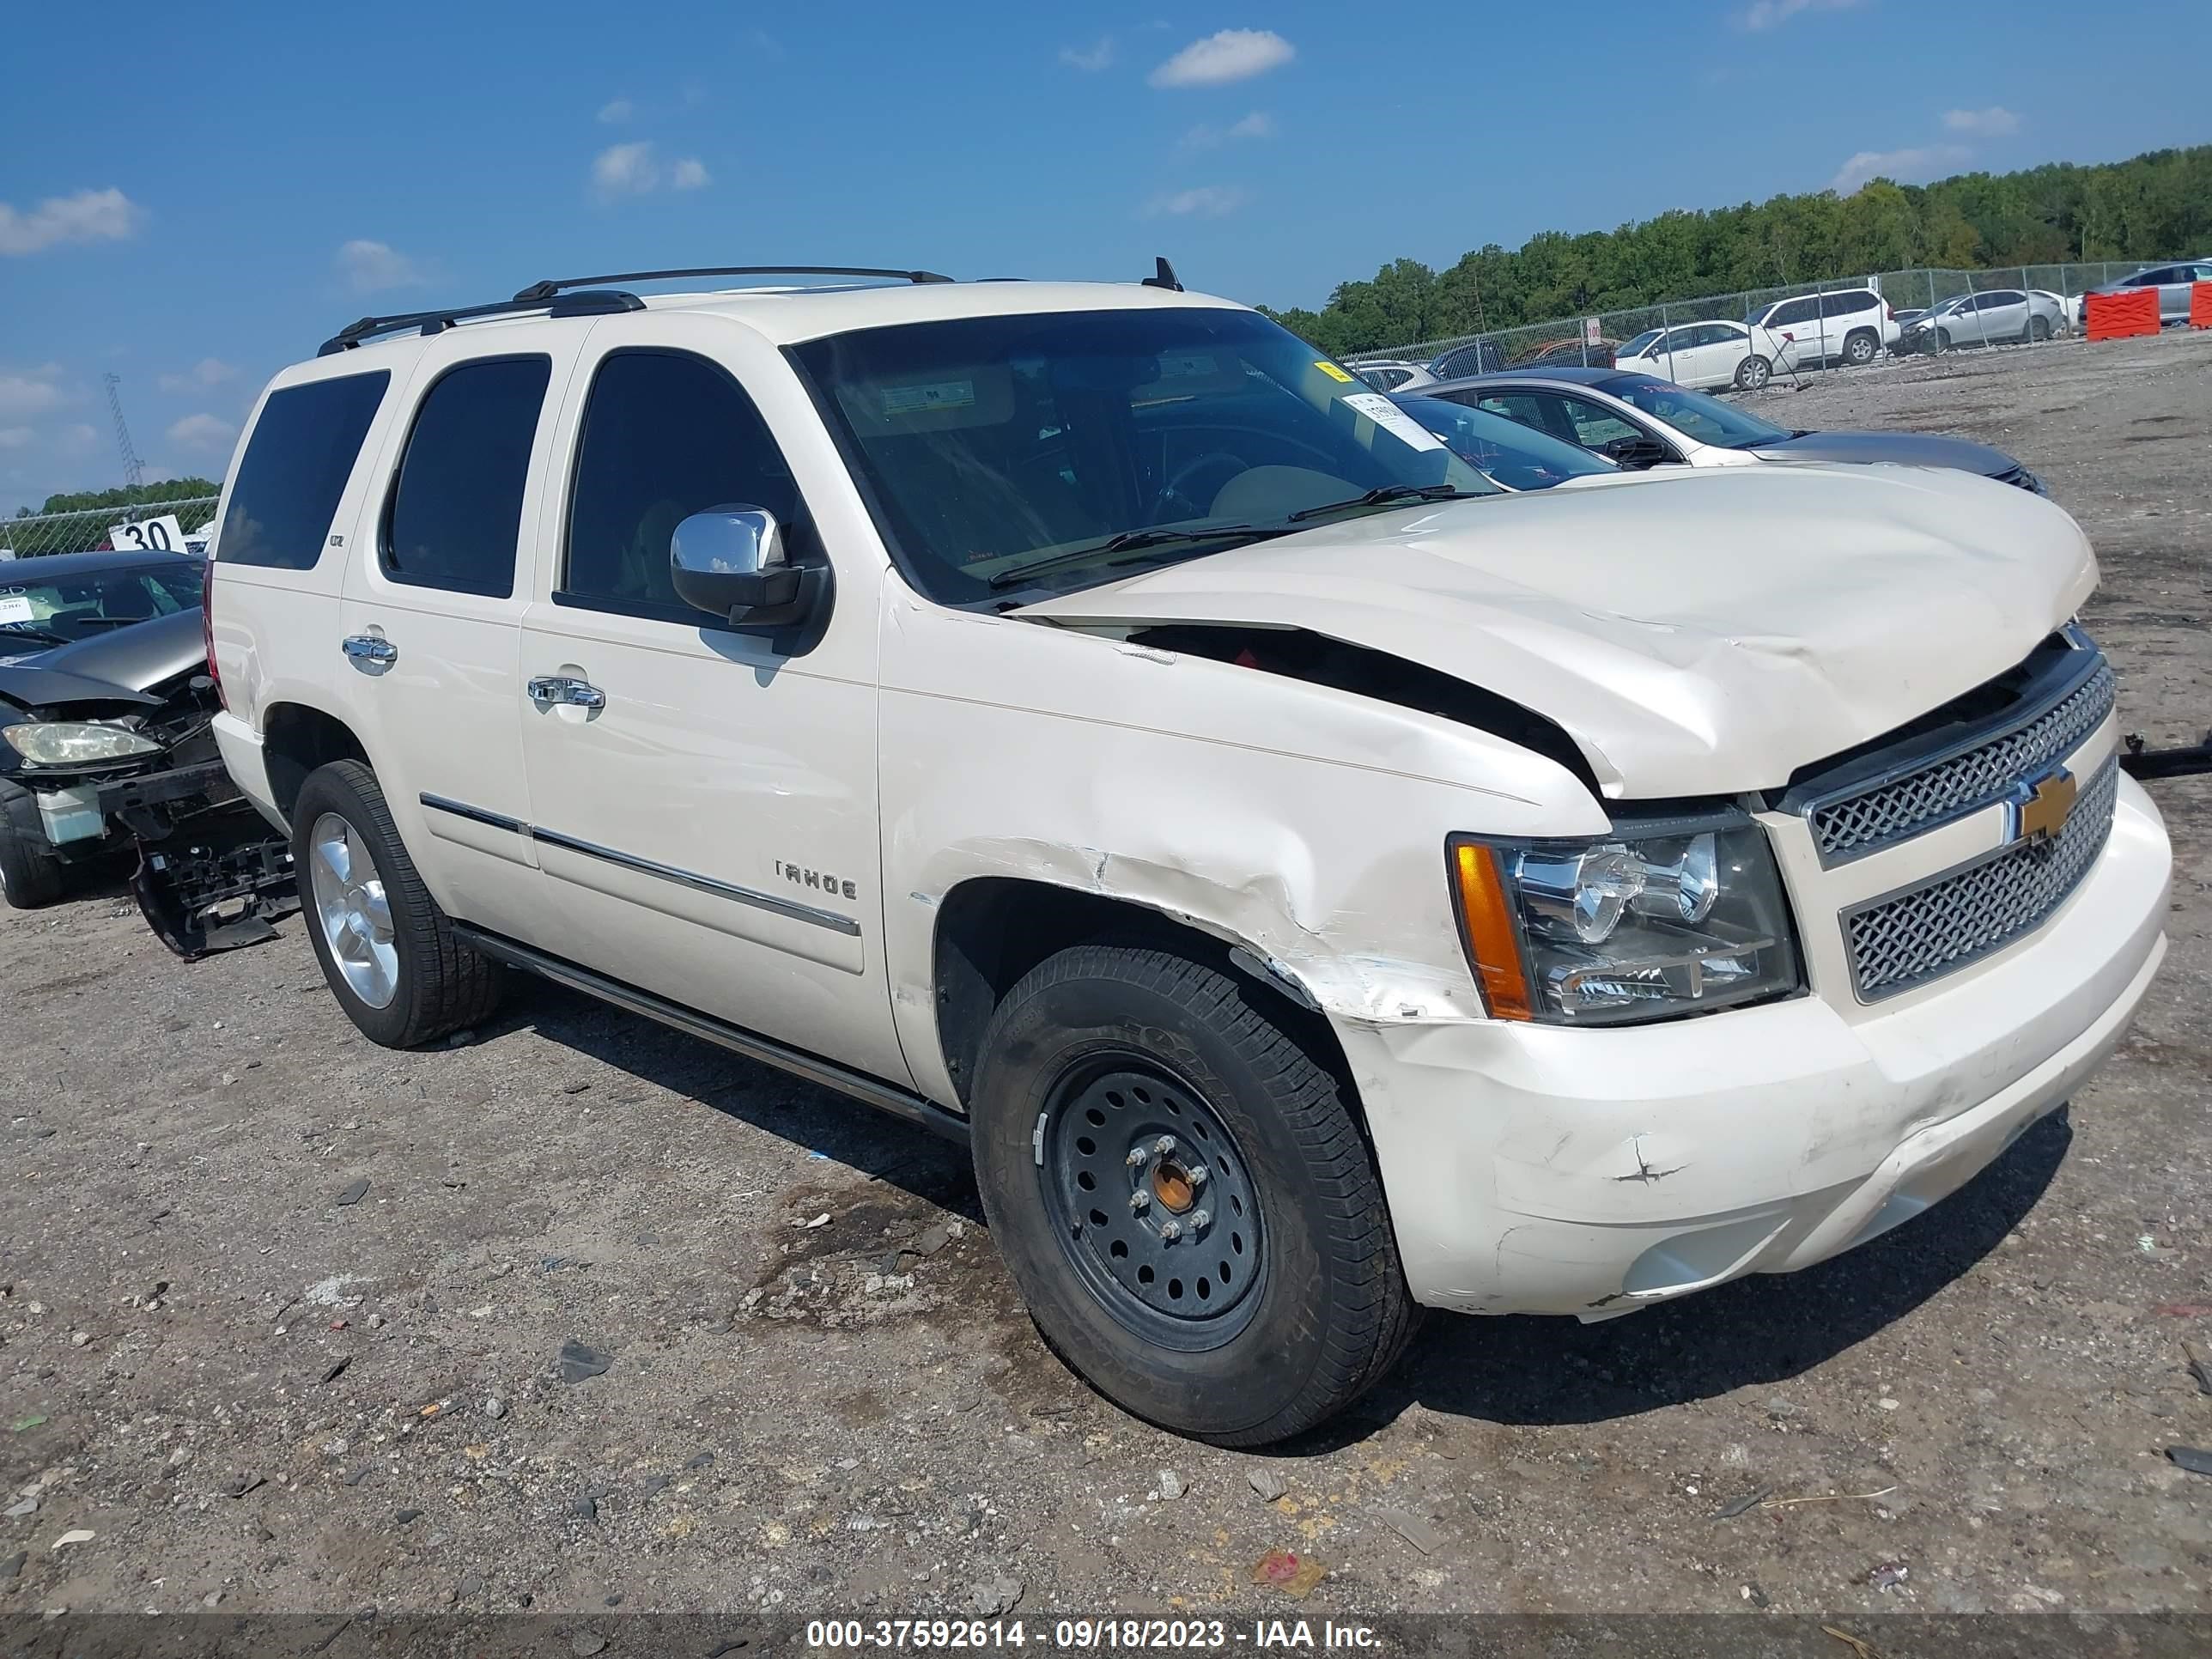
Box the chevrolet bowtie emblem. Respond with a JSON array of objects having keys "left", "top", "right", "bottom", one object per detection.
[{"left": 2012, "top": 767, "right": 2078, "bottom": 843}]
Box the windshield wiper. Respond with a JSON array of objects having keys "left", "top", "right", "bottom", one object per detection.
[
  {"left": 0, "top": 623, "right": 75, "bottom": 647},
  {"left": 985, "top": 524, "right": 1264, "bottom": 591},
  {"left": 1285, "top": 483, "right": 1488, "bottom": 522}
]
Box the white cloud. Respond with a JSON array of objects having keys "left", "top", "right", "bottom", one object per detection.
[
  {"left": 598, "top": 97, "right": 633, "bottom": 124},
  {"left": 58, "top": 422, "right": 99, "bottom": 455},
  {"left": 0, "top": 428, "right": 32, "bottom": 450},
  {"left": 336, "top": 239, "right": 425, "bottom": 293},
  {"left": 592, "top": 141, "right": 660, "bottom": 200},
  {"left": 0, "top": 372, "right": 63, "bottom": 420},
  {"left": 158, "top": 357, "right": 237, "bottom": 393},
  {"left": 1149, "top": 29, "right": 1295, "bottom": 88},
  {"left": 1831, "top": 143, "right": 1970, "bottom": 194},
  {"left": 1060, "top": 36, "right": 1115, "bottom": 71},
  {"left": 671, "top": 156, "right": 712, "bottom": 191},
  {"left": 0, "top": 187, "right": 143, "bottom": 257},
  {"left": 1182, "top": 111, "right": 1277, "bottom": 150},
  {"left": 1944, "top": 106, "right": 2021, "bottom": 137},
  {"left": 166, "top": 412, "right": 237, "bottom": 453},
  {"left": 1146, "top": 185, "right": 1250, "bottom": 219},
  {"left": 1742, "top": 0, "right": 1865, "bottom": 29}
]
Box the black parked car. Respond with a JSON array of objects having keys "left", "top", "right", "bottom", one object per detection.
[{"left": 0, "top": 550, "right": 295, "bottom": 949}]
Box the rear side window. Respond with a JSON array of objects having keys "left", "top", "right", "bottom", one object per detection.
[
  {"left": 561, "top": 350, "right": 802, "bottom": 623},
  {"left": 218, "top": 372, "right": 389, "bottom": 569},
  {"left": 383, "top": 356, "right": 550, "bottom": 599},
  {"left": 1820, "top": 290, "right": 1875, "bottom": 316}
]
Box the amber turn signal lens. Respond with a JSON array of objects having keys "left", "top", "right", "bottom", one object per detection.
[{"left": 1451, "top": 840, "right": 1533, "bottom": 1022}]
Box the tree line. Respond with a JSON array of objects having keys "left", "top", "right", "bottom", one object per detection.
[{"left": 1259, "top": 144, "right": 2212, "bottom": 357}]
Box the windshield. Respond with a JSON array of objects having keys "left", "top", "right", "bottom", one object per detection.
[
  {"left": 0, "top": 560, "right": 203, "bottom": 647},
  {"left": 1597, "top": 377, "right": 1791, "bottom": 449},
  {"left": 1616, "top": 329, "right": 1663, "bottom": 358},
  {"left": 790, "top": 307, "right": 1497, "bottom": 603},
  {"left": 1391, "top": 398, "right": 1615, "bottom": 489}
]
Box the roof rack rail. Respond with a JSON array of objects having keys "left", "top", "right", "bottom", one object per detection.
[
  {"left": 318, "top": 289, "right": 644, "bottom": 356},
  {"left": 511, "top": 265, "right": 953, "bottom": 301}
]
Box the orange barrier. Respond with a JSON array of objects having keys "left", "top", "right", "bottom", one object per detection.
[
  {"left": 2192, "top": 282, "right": 2212, "bottom": 330},
  {"left": 2087, "top": 288, "right": 2160, "bottom": 340}
]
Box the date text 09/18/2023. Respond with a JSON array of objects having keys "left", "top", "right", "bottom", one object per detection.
[{"left": 803, "top": 1619, "right": 1383, "bottom": 1650}]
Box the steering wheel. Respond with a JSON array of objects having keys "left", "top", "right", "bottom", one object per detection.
[{"left": 1151, "top": 451, "right": 1247, "bottom": 523}]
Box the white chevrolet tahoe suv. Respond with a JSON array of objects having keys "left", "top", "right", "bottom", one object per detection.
[{"left": 205, "top": 264, "right": 2172, "bottom": 1446}]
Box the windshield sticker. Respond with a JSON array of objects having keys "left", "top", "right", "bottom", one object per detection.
[
  {"left": 0, "top": 595, "right": 33, "bottom": 625},
  {"left": 1340, "top": 392, "right": 1446, "bottom": 453},
  {"left": 880, "top": 380, "right": 977, "bottom": 417},
  {"left": 1314, "top": 361, "right": 1356, "bottom": 384}
]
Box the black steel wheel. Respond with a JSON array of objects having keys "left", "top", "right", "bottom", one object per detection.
[
  {"left": 1036, "top": 1056, "right": 1265, "bottom": 1351},
  {"left": 968, "top": 943, "right": 1418, "bottom": 1445}
]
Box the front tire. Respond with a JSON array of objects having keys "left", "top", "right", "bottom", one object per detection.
[
  {"left": 1733, "top": 354, "right": 1771, "bottom": 391},
  {"left": 1936, "top": 327, "right": 1954, "bottom": 354},
  {"left": 968, "top": 945, "right": 1417, "bottom": 1446},
  {"left": 292, "top": 759, "right": 501, "bottom": 1048},
  {"left": 0, "top": 782, "right": 65, "bottom": 910}
]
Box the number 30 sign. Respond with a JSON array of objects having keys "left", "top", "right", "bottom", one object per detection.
[{"left": 108, "top": 514, "right": 187, "bottom": 553}]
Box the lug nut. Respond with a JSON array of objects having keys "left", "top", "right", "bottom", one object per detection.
[
  {"left": 1158, "top": 1218, "right": 1182, "bottom": 1242},
  {"left": 1126, "top": 1146, "right": 1150, "bottom": 1169},
  {"left": 1128, "top": 1189, "right": 1150, "bottom": 1212},
  {"left": 1153, "top": 1135, "right": 1177, "bottom": 1158},
  {"left": 1190, "top": 1208, "right": 1211, "bottom": 1233},
  {"left": 1186, "top": 1164, "right": 1209, "bottom": 1188}
]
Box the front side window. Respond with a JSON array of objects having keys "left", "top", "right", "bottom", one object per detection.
[
  {"left": 1769, "top": 297, "right": 1819, "bottom": 327},
  {"left": 1601, "top": 377, "right": 1790, "bottom": 449},
  {"left": 791, "top": 308, "right": 1494, "bottom": 604},
  {"left": 383, "top": 356, "right": 550, "bottom": 599},
  {"left": 1617, "top": 329, "right": 1663, "bottom": 358},
  {"left": 563, "top": 350, "right": 803, "bottom": 622},
  {"left": 1553, "top": 395, "right": 1644, "bottom": 449},
  {"left": 219, "top": 372, "right": 389, "bottom": 570}
]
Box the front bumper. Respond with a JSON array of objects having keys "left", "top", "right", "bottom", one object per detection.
[{"left": 1343, "top": 778, "right": 2171, "bottom": 1317}]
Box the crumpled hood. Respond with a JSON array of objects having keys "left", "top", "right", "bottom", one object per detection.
[
  {"left": 1748, "top": 428, "right": 2020, "bottom": 477},
  {"left": 1018, "top": 463, "right": 2096, "bottom": 797},
  {"left": 0, "top": 610, "right": 203, "bottom": 713}
]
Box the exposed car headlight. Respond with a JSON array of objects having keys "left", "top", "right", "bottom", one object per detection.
[
  {"left": 0, "top": 720, "right": 165, "bottom": 768},
  {"left": 1449, "top": 811, "right": 1801, "bottom": 1025}
]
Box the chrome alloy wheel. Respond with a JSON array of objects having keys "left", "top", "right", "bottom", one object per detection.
[{"left": 308, "top": 812, "right": 399, "bottom": 1008}]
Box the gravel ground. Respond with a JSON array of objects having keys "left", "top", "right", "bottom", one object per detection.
[{"left": 3, "top": 329, "right": 2209, "bottom": 1631}]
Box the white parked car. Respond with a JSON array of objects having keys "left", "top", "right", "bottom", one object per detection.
[
  {"left": 202, "top": 265, "right": 2168, "bottom": 1444},
  {"left": 1899, "top": 288, "right": 2068, "bottom": 353},
  {"left": 1745, "top": 286, "right": 1901, "bottom": 367},
  {"left": 1351, "top": 359, "right": 1436, "bottom": 392},
  {"left": 1611, "top": 319, "right": 1797, "bottom": 391}
]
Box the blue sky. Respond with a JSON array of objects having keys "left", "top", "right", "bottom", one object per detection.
[{"left": 4, "top": 0, "right": 2205, "bottom": 514}]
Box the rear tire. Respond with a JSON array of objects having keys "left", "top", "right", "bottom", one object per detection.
[
  {"left": 2029, "top": 316, "right": 2051, "bottom": 343},
  {"left": 0, "top": 782, "right": 65, "bottom": 910},
  {"left": 292, "top": 759, "right": 501, "bottom": 1048},
  {"left": 1842, "top": 329, "right": 1878, "bottom": 366},
  {"left": 967, "top": 944, "right": 1418, "bottom": 1445},
  {"left": 1733, "top": 355, "right": 1771, "bottom": 391}
]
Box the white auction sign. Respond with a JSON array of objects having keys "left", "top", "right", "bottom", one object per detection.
[{"left": 108, "top": 514, "right": 188, "bottom": 554}]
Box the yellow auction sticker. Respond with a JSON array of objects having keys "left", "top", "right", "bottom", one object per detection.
[{"left": 1315, "top": 361, "right": 1356, "bottom": 383}]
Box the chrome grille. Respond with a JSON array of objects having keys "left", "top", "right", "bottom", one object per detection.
[
  {"left": 1809, "top": 659, "right": 2113, "bottom": 859},
  {"left": 1844, "top": 757, "right": 2118, "bottom": 1000}
]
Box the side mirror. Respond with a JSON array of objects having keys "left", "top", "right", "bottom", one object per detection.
[
  {"left": 670, "top": 506, "right": 824, "bottom": 632},
  {"left": 1601, "top": 436, "right": 1672, "bottom": 470}
]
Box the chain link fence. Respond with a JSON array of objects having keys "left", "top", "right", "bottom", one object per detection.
[
  {"left": 0, "top": 496, "right": 221, "bottom": 562},
  {"left": 1346, "top": 261, "right": 2152, "bottom": 383}
]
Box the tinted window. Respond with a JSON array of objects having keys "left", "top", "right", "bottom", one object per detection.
[
  {"left": 218, "top": 373, "right": 388, "bottom": 570},
  {"left": 1553, "top": 395, "right": 1644, "bottom": 449},
  {"left": 0, "top": 561, "right": 204, "bottom": 647},
  {"left": 1769, "top": 297, "right": 1819, "bottom": 326},
  {"left": 2130, "top": 268, "right": 2172, "bottom": 287},
  {"left": 563, "top": 351, "right": 803, "bottom": 620},
  {"left": 1820, "top": 290, "right": 1875, "bottom": 316},
  {"left": 1977, "top": 290, "right": 2024, "bottom": 309},
  {"left": 383, "top": 357, "right": 550, "bottom": 599}
]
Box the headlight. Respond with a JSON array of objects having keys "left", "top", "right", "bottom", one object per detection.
[
  {"left": 0, "top": 720, "right": 165, "bottom": 768},
  {"left": 1449, "top": 811, "right": 1801, "bottom": 1025}
]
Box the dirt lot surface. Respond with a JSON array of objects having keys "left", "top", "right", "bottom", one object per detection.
[{"left": 4, "top": 330, "right": 2210, "bottom": 1635}]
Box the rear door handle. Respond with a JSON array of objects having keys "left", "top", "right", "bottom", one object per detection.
[
  {"left": 527, "top": 675, "right": 606, "bottom": 710},
  {"left": 342, "top": 635, "right": 398, "bottom": 666}
]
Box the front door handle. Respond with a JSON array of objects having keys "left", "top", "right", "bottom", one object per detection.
[
  {"left": 342, "top": 635, "right": 398, "bottom": 666},
  {"left": 527, "top": 675, "right": 606, "bottom": 711}
]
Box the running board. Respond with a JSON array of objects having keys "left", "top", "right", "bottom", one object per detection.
[{"left": 452, "top": 923, "right": 969, "bottom": 1146}]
